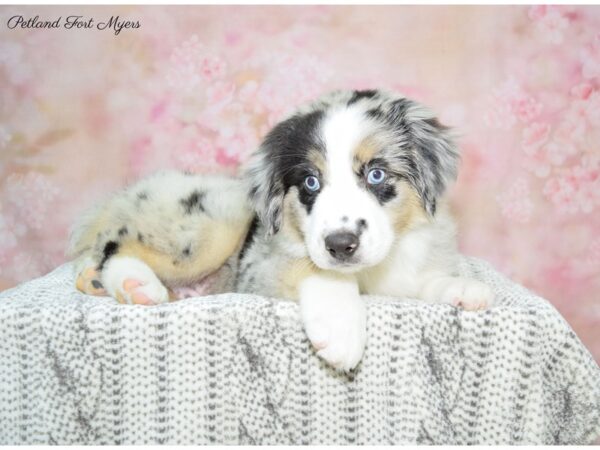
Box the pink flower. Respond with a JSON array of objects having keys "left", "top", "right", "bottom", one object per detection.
[
  {"left": 523, "top": 145, "right": 552, "bottom": 178},
  {"left": 200, "top": 55, "right": 227, "bottom": 81},
  {"left": 544, "top": 139, "right": 577, "bottom": 167},
  {"left": 584, "top": 91, "right": 600, "bottom": 125},
  {"left": 514, "top": 96, "right": 543, "bottom": 123},
  {"left": 589, "top": 237, "right": 600, "bottom": 265},
  {"left": 534, "top": 9, "right": 569, "bottom": 44},
  {"left": 205, "top": 80, "right": 236, "bottom": 107},
  {"left": 579, "top": 36, "right": 600, "bottom": 80},
  {"left": 215, "top": 121, "right": 259, "bottom": 164},
  {"left": 570, "top": 82, "right": 593, "bottom": 100},
  {"left": 484, "top": 79, "right": 543, "bottom": 128},
  {"left": 496, "top": 178, "right": 534, "bottom": 223},
  {"left": 521, "top": 122, "right": 551, "bottom": 152},
  {"left": 4, "top": 173, "right": 60, "bottom": 230},
  {"left": 543, "top": 160, "right": 600, "bottom": 214},
  {"left": 171, "top": 135, "right": 217, "bottom": 173},
  {"left": 484, "top": 100, "right": 517, "bottom": 129},
  {"left": 165, "top": 35, "right": 228, "bottom": 91},
  {"left": 528, "top": 5, "right": 547, "bottom": 21}
]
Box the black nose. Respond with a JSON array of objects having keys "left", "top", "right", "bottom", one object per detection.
[{"left": 325, "top": 232, "right": 359, "bottom": 260}]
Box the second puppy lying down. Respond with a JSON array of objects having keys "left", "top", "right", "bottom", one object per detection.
[{"left": 69, "top": 89, "right": 494, "bottom": 371}]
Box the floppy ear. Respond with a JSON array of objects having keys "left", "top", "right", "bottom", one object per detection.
[
  {"left": 244, "top": 144, "right": 285, "bottom": 236},
  {"left": 244, "top": 110, "right": 325, "bottom": 235},
  {"left": 387, "top": 99, "right": 460, "bottom": 216}
]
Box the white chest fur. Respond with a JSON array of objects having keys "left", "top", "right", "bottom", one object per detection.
[{"left": 357, "top": 225, "right": 436, "bottom": 298}]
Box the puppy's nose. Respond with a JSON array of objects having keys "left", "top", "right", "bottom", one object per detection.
[{"left": 325, "top": 232, "right": 359, "bottom": 260}]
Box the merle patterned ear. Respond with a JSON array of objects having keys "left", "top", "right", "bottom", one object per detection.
[
  {"left": 244, "top": 110, "right": 325, "bottom": 235},
  {"left": 245, "top": 147, "right": 285, "bottom": 236},
  {"left": 386, "top": 99, "right": 460, "bottom": 215}
]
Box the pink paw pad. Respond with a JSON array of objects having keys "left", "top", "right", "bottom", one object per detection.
[{"left": 123, "top": 278, "right": 154, "bottom": 305}]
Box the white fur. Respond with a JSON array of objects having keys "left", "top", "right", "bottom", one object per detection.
[
  {"left": 299, "top": 273, "right": 366, "bottom": 372},
  {"left": 305, "top": 107, "right": 394, "bottom": 272},
  {"left": 102, "top": 256, "right": 169, "bottom": 305},
  {"left": 419, "top": 274, "right": 494, "bottom": 310}
]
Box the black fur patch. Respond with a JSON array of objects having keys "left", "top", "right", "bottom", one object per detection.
[
  {"left": 98, "top": 241, "right": 119, "bottom": 270},
  {"left": 180, "top": 190, "right": 205, "bottom": 214},
  {"left": 182, "top": 245, "right": 191, "bottom": 257},
  {"left": 366, "top": 107, "right": 384, "bottom": 120},
  {"left": 118, "top": 226, "right": 128, "bottom": 237},
  {"left": 347, "top": 89, "right": 378, "bottom": 105},
  {"left": 357, "top": 157, "right": 398, "bottom": 205},
  {"left": 137, "top": 232, "right": 144, "bottom": 243},
  {"left": 275, "top": 111, "right": 325, "bottom": 214},
  {"left": 373, "top": 183, "right": 397, "bottom": 204},
  {"left": 248, "top": 109, "right": 325, "bottom": 232},
  {"left": 239, "top": 215, "right": 259, "bottom": 261}
]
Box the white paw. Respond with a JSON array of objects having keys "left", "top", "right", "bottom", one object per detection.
[
  {"left": 300, "top": 276, "right": 366, "bottom": 371},
  {"left": 102, "top": 256, "right": 169, "bottom": 305},
  {"left": 439, "top": 277, "right": 495, "bottom": 311}
]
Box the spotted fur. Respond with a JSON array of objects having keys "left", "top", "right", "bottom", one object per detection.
[{"left": 69, "top": 89, "right": 494, "bottom": 372}]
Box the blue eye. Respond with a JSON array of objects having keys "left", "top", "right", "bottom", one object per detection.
[
  {"left": 304, "top": 175, "right": 320, "bottom": 192},
  {"left": 367, "top": 168, "right": 386, "bottom": 185}
]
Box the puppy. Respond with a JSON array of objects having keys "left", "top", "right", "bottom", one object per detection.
[{"left": 69, "top": 89, "right": 494, "bottom": 371}]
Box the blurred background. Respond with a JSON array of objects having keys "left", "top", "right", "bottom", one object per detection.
[{"left": 0, "top": 5, "right": 598, "bottom": 361}]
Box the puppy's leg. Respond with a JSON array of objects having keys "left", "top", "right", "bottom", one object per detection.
[
  {"left": 419, "top": 273, "right": 495, "bottom": 311},
  {"left": 299, "top": 273, "right": 366, "bottom": 371},
  {"left": 101, "top": 256, "right": 170, "bottom": 305}
]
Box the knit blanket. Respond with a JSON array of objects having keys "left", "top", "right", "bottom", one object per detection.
[{"left": 0, "top": 257, "right": 598, "bottom": 445}]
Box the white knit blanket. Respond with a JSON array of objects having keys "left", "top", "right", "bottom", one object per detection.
[{"left": 0, "top": 257, "right": 598, "bottom": 445}]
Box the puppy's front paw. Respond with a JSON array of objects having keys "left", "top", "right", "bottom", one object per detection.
[
  {"left": 440, "top": 277, "right": 495, "bottom": 311},
  {"left": 301, "top": 290, "right": 367, "bottom": 372}
]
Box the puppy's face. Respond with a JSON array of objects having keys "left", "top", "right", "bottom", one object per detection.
[{"left": 246, "top": 90, "right": 459, "bottom": 272}]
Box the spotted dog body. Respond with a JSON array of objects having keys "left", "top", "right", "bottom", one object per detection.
[{"left": 69, "top": 89, "right": 494, "bottom": 371}]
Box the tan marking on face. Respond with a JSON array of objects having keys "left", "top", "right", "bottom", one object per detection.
[
  {"left": 352, "top": 136, "right": 380, "bottom": 172},
  {"left": 389, "top": 181, "right": 430, "bottom": 234},
  {"left": 280, "top": 188, "right": 306, "bottom": 245},
  {"left": 279, "top": 257, "right": 321, "bottom": 300},
  {"left": 307, "top": 148, "right": 327, "bottom": 177}
]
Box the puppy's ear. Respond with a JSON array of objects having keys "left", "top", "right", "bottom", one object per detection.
[
  {"left": 387, "top": 98, "right": 460, "bottom": 216},
  {"left": 244, "top": 110, "right": 324, "bottom": 235},
  {"left": 245, "top": 145, "right": 285, "bottom": 236}
]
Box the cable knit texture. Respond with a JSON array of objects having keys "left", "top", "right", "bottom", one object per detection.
[{"left": 0, "top": 256, "right": 598, "bottom": 444}]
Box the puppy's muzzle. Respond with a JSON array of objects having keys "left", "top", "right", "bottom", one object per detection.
[{"left": 325, "top": 232, "right": 359, "bottom": 261}]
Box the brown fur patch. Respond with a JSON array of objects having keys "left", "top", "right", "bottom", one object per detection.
[
  {"left": 117, "top": 216, "right": 249, "bottom": 286},
  {"left": 307, "top": 148, "right": 327, "bottom": 177},
  {"left": 279, "top": 257, "right": 321, "bottom": 300},
  {"left": 352, "top": 136, "right": 380, "bottom": 172},
  {"left": 75, "top": 266, "right": 106, "bottom": 296},
  {"left": 280, "top": 188, "right": 306, "bottom": 245},
  {"left": 115, "top": 290, "right": 126, "bottom": 304},
  {"left": 390, "top": 181, "right": 429, "bottom": 233}
]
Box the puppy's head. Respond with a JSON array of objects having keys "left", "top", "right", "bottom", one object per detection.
[{"left": 245, "top": 89, "right": 459, "bottom": 272}]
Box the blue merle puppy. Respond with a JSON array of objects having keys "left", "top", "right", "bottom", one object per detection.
[{"left": 69, "top": 89, "right": 494, "bottom": 371}]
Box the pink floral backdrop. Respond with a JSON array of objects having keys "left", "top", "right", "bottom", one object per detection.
[{"left": 0, "top": 5, "right": 598, "bottom": 361}]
